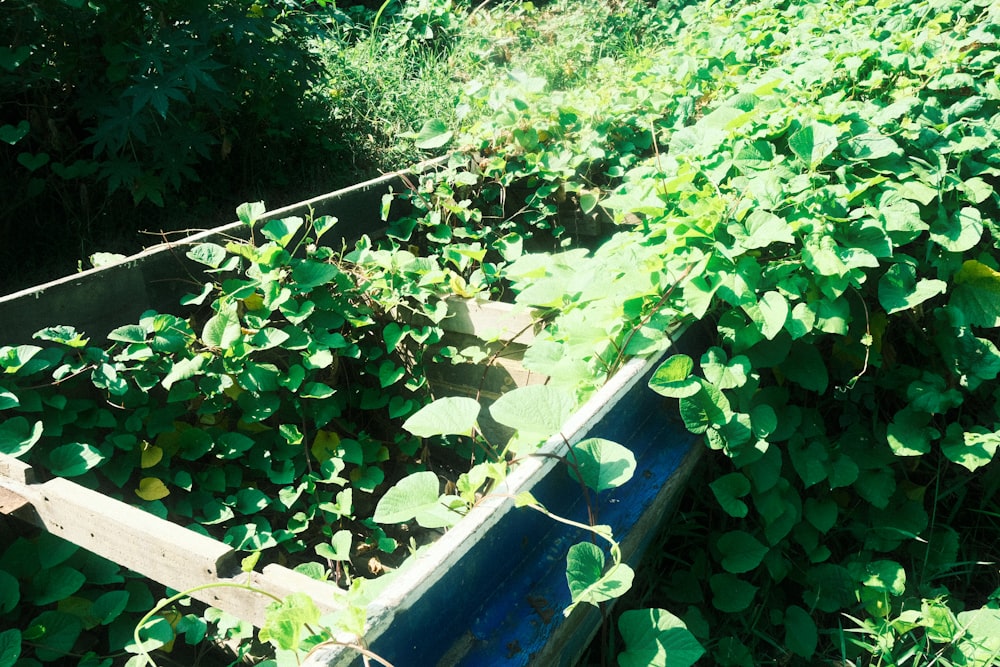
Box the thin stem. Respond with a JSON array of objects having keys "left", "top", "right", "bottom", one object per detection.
[{"left": 610, "top": 261, "right": 697, "bottom": 375}]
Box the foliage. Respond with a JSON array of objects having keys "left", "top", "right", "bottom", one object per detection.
[
  {"left": 537, "top": 0, "right": 1000, "bottom": 662},
  {"left": 369, "top": 0, "right": 1000, "bottom": 663},
  {"left": 0, "top": 0, "right": 332, "bottom": 205},
  {"left": 0, "top": 0, "right": 343, "bottom": 292},
  {"left": 0, "top": 205, "right": 483, "bottom": 663},
  {"left": 8, "top": 0, "right": 1000, "bottom": 664}
]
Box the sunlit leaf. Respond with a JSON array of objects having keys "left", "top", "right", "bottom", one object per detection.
[
  {"left": 489, "top": 385, "right": 576, "bottom": 438},
  {"left": 565, "top": 542, "right": 634, "bottom": 608},
  {"left": 48, "top": 442, "right": 106, "bottom": 477},
  {"left": 568, "top": 438, "right": 636, "bottom": 492},
  {"left": 648, "top": 354, "right": 700, "bottom": 398},
  {"left": 414, "top": 119, "right": 453, "bottom": 149},
  {"left": 403, "top": 396, "right": 480, "bottom": 438},
  {"left": 373, "top": 471, "right": 461, "bottom": 528},
  {"left": 951, "top": 260, "right": 1000, "bottom": 327},
  {"left": 618, "top": 608, "right": 705, "bottom": 667},
  {"left": 135, "top": 478, "right": 170, "bottom": 501}
]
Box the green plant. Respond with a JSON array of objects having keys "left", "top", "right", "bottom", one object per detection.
[
  {"left": 0, "top": 0, "right": 345, "bottom": 293},
  {"left": 555, "top": 0, "right": 1000, "bottom": 662},
  {"left": 0, "top": 202, "right": 502, "bottom": 663}
]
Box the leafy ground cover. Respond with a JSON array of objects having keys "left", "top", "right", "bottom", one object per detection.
[
  {"left": 0, "top": 0, "right": 666, "bottom": 293},
  {"left": 4, "top": 0, "right": 1000, "bottom": 665}
]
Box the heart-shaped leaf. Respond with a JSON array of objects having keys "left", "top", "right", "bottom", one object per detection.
[
  {"left": 402, "top": 396, "right": 480, "bottom": 438},
  {"left": 648, "top": 354, "right": 700, "bottom": 398},
  {"left": 618, "top": 608, "right": 706, "bottom": 667},
  {"left": 135, "top": 477, "right": 170, "bottom": 501},
  {"left": 568, "top": 438, "right": 636, "bottom": 492},
  {"left": 0, "top": 120, "right": 29, "bottom": 145},
  {"left": 48, "top": 442, "right": 106, "bottom": 477},
  {"left": 489, "top": 384, "right": 576, "bottom": 437},
  {"left": 16, "top": 152, "right": 49, "bottom": 172},
  {"left": 373, "top": 471, "right": 461, "bottom": 528},
  {"left": 413, "top": 119, "right": 453, "bottom": 149}
]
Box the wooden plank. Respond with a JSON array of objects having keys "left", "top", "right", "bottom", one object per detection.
[
  {"left": 439, "top": 299, "right": 537, "bottom": 344},
  {"left": 0, "top": 457, "right": 346, "bottom": 626},
  {"left": 200, "top": 565, "right": 347, "bottom": 629},
  {"left": 0, "top": 472, "right": 234, "bottom": 583},
  {"left": 0, "top": 451, "right": 38, "bottom": 484},
  {"left": 0, "top": 455, "right": 34, "bottom": 513}
]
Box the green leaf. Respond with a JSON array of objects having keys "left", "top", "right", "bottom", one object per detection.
[
  {"left": 235, "top": 488, "right": 270, "bottom": 514},
  {"left": 565, "top": 542, "right": 634, "bottom": 608},
  {"left": 804, "top": 497, "right": 838, "bottom": 533},
  {"left": 186, "top": 243, "right": 228, "bottom": 268},
  {"left": 856, "top": 559, "right": 906, "bottom": 595},
  {"left": 942, "top": 424, "right": 1000, "bottom": 472},
  {"left": 886, "top": 406, "right": 938, "bottom": 456},
  {"left": 161, "top": 354, "right": 208, "bottom": 390},
  {"left": 261, "top": 217, "right": 303, "bottom": 248},
  {"left": 27, "top": 566, "right": 85, "bottom": 605},
  {"left": 25, "top": 611, "right": 82, "bottom": 661},
  {"left": 414, "top": 119, "right": 453, "bottom": 150},
  {"left": 709, "top": 573, "right": 757, "bottom": 613},
  {"left": 954, "top": 608, "right": 1000, "bottom": 666},
  {"left": 237, "top": 201, "right": 266, "bottom": 226},
  {"left": 0, "top": 343, "right": 42, "bottom": 373},
  {"left": 373, "top": 471, "right": 461, "bottom": 528},
  {"left": 780, "top": 342, "right": 828, "bottom": 393},
  {"left": 181, "top": 282, "right": 214, "bottom": 306},
  {"left": 568, "top": 438, "right": 636, "bottom": 492},
  {"left": 107, "top": 324, "right": 148, "bottom": 344},
  {"left": 91, "top": 591, "right": 130, "bottom": 625},
  {"left": 0, "top": 571, "right": 18, "bottom": 614},
  {"left": 313, "top": 215, "right": 337, "bottom": 240},
  {"left": 717, "top": 530, "right": 768, "bottom": 574},
  {"left": 34, "top": 325, "right": 89, "bottom": 348},
  {"left": 291, "top": 260, "right": 340, "bottom": 290},
  {"left": 747, "top": 291, "right": 788, "bottom": 340},
  {"left": 879, "top": 197, "right": 929, "bottom": 243},
  {"left": 203, "top": 304, "right": 242, "bottom": 349},
  {"left": 48, "top": 442, "right": 106, "bottom": 477},
  {"left": 678, "top": 382, "right": 731, "bottom": 434},
  {"left": 0, "top": 120, "right": 29, "bottom": 145},
  {"left": 0, "top": 416, "right": 43, "bottom": 456},
  {"left": 951, "top": 260, "right": 1000, "bottom": 327},
  {"left": 648, "top": 354, "right": 700, "bottom": 398},
  {"left": 402, "top": 396, "right": 480, "bottom": 438},
  {"left": 489, "top": 384, "right": 576, "bottom": 438},
  {"left": 788, "top": 121, "right": 839, "bottom": 169},
  {"left": 701, "top": 348, "right": 750, "bottom": 390},
  {"left": 259, "top": 592, "right": 321, "bottom": 651},
  {"left": 18, "top": 151, "right": 50, "bottom": 172},
  {"left": 617, "top": 608, "right": 706, "bottom": 667},
  {"left": 930, "top": 206, "right": 983, "bottom": 253},
  {"left": 0, "top": 629, "right": 20, "bottom": 667},
  {"left": 315, "top": 530, "right": 352, "bottom": 562},
  {"left": 783, "top": 606, "right": 817, "bottom": 658},
  {"left": 710, "top": 473, "right": 751, "bottom": 518},
  {"left": 878, "top": 263, "right": 947, "bottom": 314},
  {"left": 846, "top": 131, "right": 900, "bottom": 160},
  {"left": 729, "top": 209, "right": 794, "bottom": 249}
]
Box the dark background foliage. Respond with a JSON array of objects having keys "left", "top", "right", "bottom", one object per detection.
[{"left": 0, "top": 0, "right": 360, "bottom": 292}]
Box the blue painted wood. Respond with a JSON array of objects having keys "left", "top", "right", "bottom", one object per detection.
[{"left": 360, "top": 351, "right": 699, "bottom": 666}]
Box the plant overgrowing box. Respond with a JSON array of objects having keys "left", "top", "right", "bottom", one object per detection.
[{"left": 0, "top": 166, "right": 698, "bottom": 667}]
